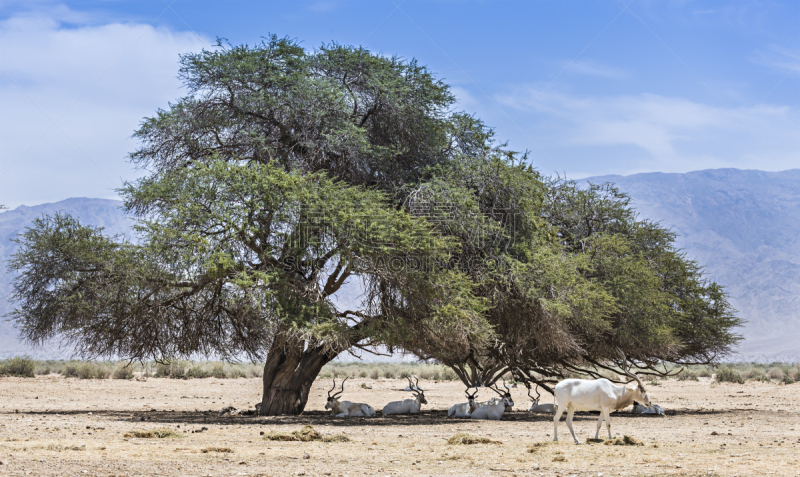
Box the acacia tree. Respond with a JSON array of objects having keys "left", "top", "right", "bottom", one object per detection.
[
  {"left": 401, "top": 168, "right": 742, "bottom": 392},
  {"left": 8, "top": 37, "right": 491, "bottom": 415},
  {"left": 6, "top": 36, "right": 741, "bottom": 412}
]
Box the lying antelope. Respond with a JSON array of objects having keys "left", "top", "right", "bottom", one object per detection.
[
  {"left": 526, "top": 385, "right": 556, "bottom": 414},
  {"left": 324, "top": 377, "right": 376, "bottom": 417},
  {"left": 476, "top": 380, "right": 515, "bottom": 411},
  {"left": 448, "top": 387, "right": 479, "bottom": 417},
  {"left": 382, "top": 376, "right": 427, "bottom": 415},
  {"left": 553, "top": 350, "right": 651, "bottom": 444},
  {"left": 471, "top": 384, "right": 514, "bottom": 420}
]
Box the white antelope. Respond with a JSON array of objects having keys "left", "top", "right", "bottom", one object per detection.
[
  {"left": 526, "top": 385, "right": 556, "bottom": 414},
  {"left": 324, "top": 377, "right": 376, "bottom": 417},
  {"left": 448, "top": 387, "right": 479, "bottom": 417},
  {"left": 553, "top": 353, "right": 651, "bottom": 444},
  {"left": 471, "top": 385, "right": 514, "bottom": 420},
  {"left": 475, "top": 380, "right": 515, "bottom": 411},
  {"left": 382, "top": 376, "right": 427, "bottom": 415}
]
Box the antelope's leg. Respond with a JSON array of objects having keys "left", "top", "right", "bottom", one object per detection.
[
  {"left": 603, "top": 408, "right": 612, "bottom": 439},
  {"left": 553, "top": 403, "right": 563, "bottom": 441},
  {"left": 595, "top": 410, "right": 603, "bottom": 439},
  {"left": 565, "top": 405, "right": 580, "bottom": 445}
]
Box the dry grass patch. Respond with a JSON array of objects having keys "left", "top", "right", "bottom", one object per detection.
[
  {"left": 604, "top": 435, "right": 643, "bottom": 446},
  {"left": 263, "top": 425, "right": 349, "bottom": 443},
  {"left": 447, "top": 432, "right": 501, "bottom": 445},
  {"left": 43, "top": 443, "right": 86, "bottom": 451},
  {"left": 201, "top": 446, "right": 233, "bottom": 453},
  {"left": 123, "top": 428, "right": 184, "bottom": 439},
  {"left": 526, "top": 441, "right": 552, "bottom": 453}
]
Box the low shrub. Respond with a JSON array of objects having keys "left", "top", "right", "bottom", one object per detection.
[
  {"left": 113, "top": 365, "right": 134, "bottom": 380},
  {"left": 63, "top": 364, "right": 79, "bottom": 377},
  {"left": 0, "top": 356, "right": 35, "bottom": 377},
  {"left": 185, "top": 366, "right": 210, "bottom": 379},
  {"left": 154, "top": 361, "right": 187, "bottom": 379},
  {"left": 767, "top": 367, "right": 784, "bottom": 381},
  {"left": 715, "top": 367, "right": 744, "bottom": 384},
  {"left": 77, "top": 363, "right": 110, "bottom": 379},
  {"left": 677, "top": 370, "right": 699, "bottom": 381}
]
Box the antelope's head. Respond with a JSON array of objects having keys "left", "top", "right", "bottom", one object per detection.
[
  {"left": 325, "top": 377, "right": 347, "bottom": 410},
  {"left": 465, "top": 387, "right": 478, "bottom": 406},
  {"left": 618, "top": 347, "right": 651, "bottom": 407},
  {"left": 408, "top": 375, "right": 427, "bottom": 405},
  {"left": 491, "top": 383, "right": 514, "bottom": 408}
]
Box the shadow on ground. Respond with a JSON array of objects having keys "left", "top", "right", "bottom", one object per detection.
[{"left": 2, "top": 407, "right": 739, "bottom": 427}]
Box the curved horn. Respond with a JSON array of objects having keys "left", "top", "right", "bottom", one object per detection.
[
  {"left": 328, "top": 378, "right": 337, "bottom": 398},
  {"left": 489, "top": 383, "right": 505, "bottom": 397},
  {"left": 526, "top": 383, "right": 541, "bottom": 403},
  {"left": 332, "top": 376, "right": 348, "bottom": 398},
  {"left": 465, "top": 387, "right": 478, "bottom": 399},
  {"left": 413, "top": 375, "right": 421, "bottom": 391},
  {"left": 617, "top": 347, "right": 644, "bottom": 388}
]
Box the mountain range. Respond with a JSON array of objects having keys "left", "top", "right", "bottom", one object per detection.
[
  {"left": 2, "top": 168, "right": 799, "bottom": 362},
  {"left": 584, "top": 168, "right": 800, "bottom": 362}
]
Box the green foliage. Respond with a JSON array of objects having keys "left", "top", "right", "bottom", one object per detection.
[
  {"left": 0, "top": 356, "right": 35, "bottom": 377},
  {"left": 76, "top": 363, "right": 111, "bottom": 379},
  {"left": 715, "top": 367, "right": 744, "bottom": 384},
  {"left": 112, "top": 365, "right": 135, "bottom": 380}
]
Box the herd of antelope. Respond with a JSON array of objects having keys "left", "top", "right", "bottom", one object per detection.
[{"left": 323, "top": 352, "right": 655, "bottom": 444}]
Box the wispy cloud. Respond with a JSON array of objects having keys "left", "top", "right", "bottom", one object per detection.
[
  {"left": 494, "top": 86, "right": 800, "bottom": 176},
  {"left": 564, "top": 60, "right": 629, "bottom": 79},
  {"left": 751, "top": 45, "right": 800, "bottom": 75}
]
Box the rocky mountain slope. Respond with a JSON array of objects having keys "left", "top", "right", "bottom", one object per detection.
[{"left": 585, "top": 168, "right": 800, "bottom": 362}]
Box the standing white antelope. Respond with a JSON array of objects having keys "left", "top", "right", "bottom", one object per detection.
[
  {"left": 471, "top": 384, "right": 514, "bottom": 420},
  {"left": 382, "top": 376, "right": 427, "bottom": 415},
  {"left": 553, "top": 352, "right": 651, "bottom": 444},
  {"left": 448, "top": 387, "right": 479, "bottom": 417},
  {"left": 324, "top": 377, "right": 376, "bottom": 417}
]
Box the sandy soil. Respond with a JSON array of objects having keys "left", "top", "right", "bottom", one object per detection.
[{"left": 1, "top": 375, "right": 799, "bottom": 476}]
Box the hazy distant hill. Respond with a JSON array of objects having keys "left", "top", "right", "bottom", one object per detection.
[
  {"left": 0, "top": 198, "right": 131, "bottom": 359},
  {"left": 585, "top": 169, "right": 800, "bottom": 362},
  {"left": 3, "top": 169, "right": 800, "bottom": 362}
]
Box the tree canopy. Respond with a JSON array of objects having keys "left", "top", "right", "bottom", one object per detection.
[{"left": 7, "top": 36, "right": 741, "bottom": 413}]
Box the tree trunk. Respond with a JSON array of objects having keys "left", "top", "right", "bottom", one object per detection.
[{"left": 259, "top": 339, "right": 338, "bottom": 416}]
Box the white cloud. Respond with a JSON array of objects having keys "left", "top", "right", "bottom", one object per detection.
[
  {"left": 492, "top": 87, "right": 800, "bottom": 177},
  {"left": 0, "top": 6, "right": 208, "bottom": 209}
]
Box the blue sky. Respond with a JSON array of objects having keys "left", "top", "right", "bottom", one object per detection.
[{"left": 1, "top": 0, "right": 798, "bottom": 209}]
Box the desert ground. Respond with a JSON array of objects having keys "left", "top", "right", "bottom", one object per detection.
[{"left": 0, "top": 375, "right": 799, "bottom": 476}]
